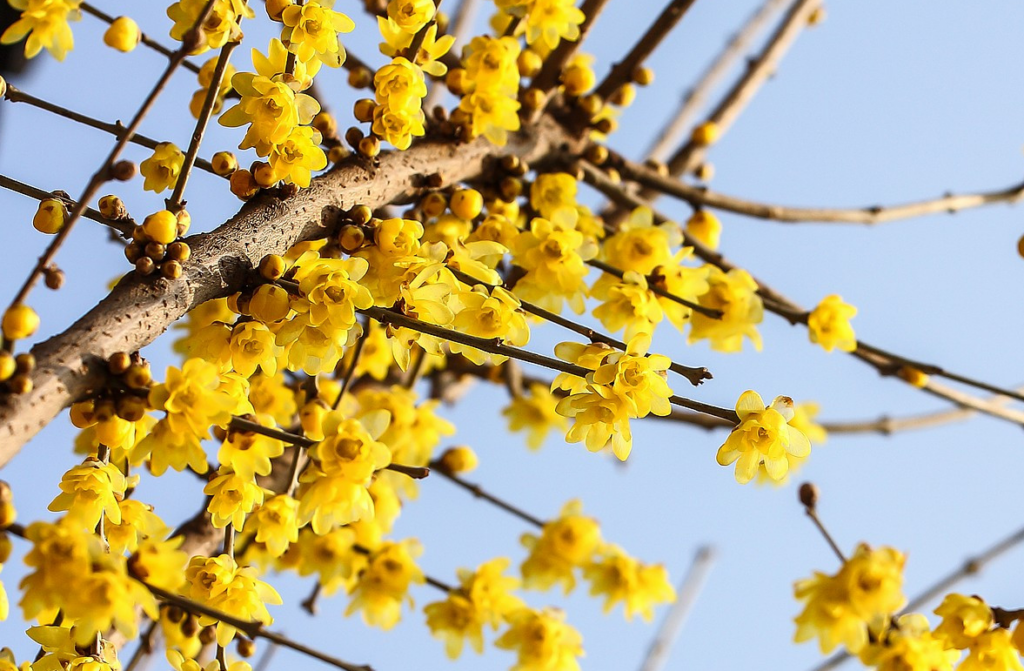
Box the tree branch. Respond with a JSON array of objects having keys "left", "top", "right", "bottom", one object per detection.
[{"left": 0, "top": 114, "right": 585, "bottom": 460}]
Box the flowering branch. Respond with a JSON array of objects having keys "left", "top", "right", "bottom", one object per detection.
[
  {"left": 646, "top": 0, "right": 793, "bottom": 162},
  {"left": 79, "top": 1, "right": 203, "bottom": 74},
  {"left": 0, "top": 173, "right": 134, "bottom": 237},
  {"left": 531, "top": 0, "right": 611, "bottom": 94}
]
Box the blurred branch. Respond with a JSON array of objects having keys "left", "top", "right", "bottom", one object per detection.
[
  {"left": 638, "top": 546, "right": 717, "bottom": 671},
  {"left": 615, "top": 153, "right": 1024, "bottom": 225},
  {"left": 647, "top": 0, "right": 792, "bottom": 162},
  {"left": 428, "top": 458, "right": 546, "bottom": 527}
]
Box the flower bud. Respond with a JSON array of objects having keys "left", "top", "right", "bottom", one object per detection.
[
  {"left": 141, "top": 210, "right": 178, "bottom": 245},
  {"left": 212, "top": 151, "right": 238, "bottom": 176},
  {"left": 33, "top": 199, "right": 67, "bottom": 234},
  {"left": 439, "top": 446, "right": 478, "bottom": 474},
  {"left": 2, "top": 304, "right": 40, "bottom": 340},
  {"left": 103, "top": 16, "right": 141, "bottom": 52}
]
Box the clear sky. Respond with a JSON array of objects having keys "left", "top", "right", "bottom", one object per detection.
[{"left": 2, "top": 1, "right": 1024, "bottom": 670}]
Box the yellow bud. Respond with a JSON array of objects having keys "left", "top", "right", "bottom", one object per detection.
[
  {"left": 259, "top": 254, "right": 286, "bottom": 281},
  {"left": 439, "top": 446, "right": 478, "bottom": 474},
  {"left": 522, "top": 87, "right": 546, "bottom": 110},
  {"left": 691, "top": 120, "right": 720, "bottom": 146},
  {"left": 70, "top": 400, "right": 96, "bottom": 428},
  {"left": 141, "top": 210, "right": 178, "bottom": 244},
  {"left": 299, "top": 400, "right": 328, "bottom": 441},
  {"left": 450, "top": 188, "right": 483, "bottom": 220},
  {"left": 562, "top": 64, "right": 595, "bottom": 97},
  {"left": 808, "top": 6, "right": 826, "bottom": 25},
  {"left": 421, "top": 192, "right": 447, "bottom": 218},
  {"left": 33, "top": 199, "right": 67, "bottom": 234},
  {"left": 313, "top": 111, "right": 338, "bottom": 138},
  {"left": 0, "top": 351, "right": 14, "bottom": 382},
  {"left": 446, "top": 68, "right": 468, "bottom": 96},
  {"left": 353, "top": 98, "right": 376, "bottom": 123},
  {"left": 609, "top": 82, "right": 636, "bottom": 107},
  {"left": 99, "top": 195, "right": 128, "bottom": 220},
  {"left": 230, "top": 169, "right": 259, "bottom": 200},
  {"left": 125, "top": 362, "right": 152, "bottom": 389},
  {"left": 632, "top": 66, "right": 654, "bottom": 86},
  {"left": 338, "top": 225, "right": 366, "bottom": 252},
  {"left": 328, "top": 145, "right": 349, "bottom": 163},
  {"left": 212, "top": 151, "right": 238, "bottom": 176},
  {"left": 2, "top": 304, "right": 40, "bottom": 341},
  {"left": 265, "top": 0, "right": 294, "bottom": 21},
  {"left": 252, "top": 161, "right": 278, "bottom": 188},
  {"left": 897, "top": 366, "right": 929, "bottom": 388},
  {"left": 176, "top": 209, "right": 191, "bottom": 237},
  {"left": 685, "top": 210, "right": 722, "bottom": 250},
  {"left": 249, "top": 284, "right": 290, "bottom": 323},
  {"left": 517, "top": 49, "right": 543, "bottom": 78},
  {"left": 103, "top": 16, "right": 141, "bottom": 53}
]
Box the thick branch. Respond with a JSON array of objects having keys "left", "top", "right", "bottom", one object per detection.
[{"left": 0, "top": 115, "right": 586, "bottom": 461}]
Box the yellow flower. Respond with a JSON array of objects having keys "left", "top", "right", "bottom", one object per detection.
[
  {"left": 220, "top": 71, "right": 321, "bottom": 156},
  {"left": 717, "top": 391, "right": 811, "bottom": 484},
  {"left": 267, "top": 125, "right": 328, "bottom": 188},
  {"left": 858, "top": 614, "right": 956, "bottom": 671},
  {"left": 424, "top": 557, "right": 524, "bottom": 659},
  {"left": 345, "top": 539, "right": 425, "bottom": 629},
  {"left": 204, "top": 469, "right": 266, "bottom": 530},
  {"left": 148, "top": 358, "right": 237, "bottom": 440},
  {"left": 140, "top": 143, "right": 184, "bottom": 193},
  {"left": 372, "top": 104, "right": 425, "bottom": 150},
  {"left": 933, "top": 594, "right": 994, "bottom": 650},
  {"left": 512, "top": 214, "right": 597, "bottom": 315},
  {"left": 600, "top": 206, "right": 680, "bottom": 275},
  {"left": 960, "top": 628, "right": 1024, "bottom": 671},
  {"left": 590, "top": 333, "right": 673, "bottom": 419},
  {"left": 523, "top": 0, "right": 584, "bottom": 50},
  {"left": 135, "top": 418, "right": 209, "bottom": 476},
  {"left": 375, "top": 56, "right": 428, "bottom": 109},
  {"left": 247, "top": 494, "right": 299, "bottom": 558},
  {"left": 556, "top": 383, "right": 634, "bottom": 460},
  {"left": 106, "top": 499, "right": 168, "bottom": 555},
  {"left": 794, "top": 543, "right": 906, "bottom": 654},
  {"left": 591, "top": 271, "right": 663, "bottom": 341},
  {"left": 129, "top": 537, "right": 188, "bottom": 592},
  {"left": 458, "top": 90, "right": 521, "bottom": 146},
  {"left": 653, "top": 250, "right": 711, "bottom": 331},
  {"left": 167, "top": 0, "right": 251, "bottom": 54},
  {"left": 808, "top": 294, "right": 858, "bottom": 352},
  {"left": 688, "top": 266, "right": 763, "bottom": 353},
  {"left": 228, "top": 321, "right": 281, "bottom": 376},
  {"left": 253, "top": 38, "right": 321, "bottom": 92},
  {"left": 281, "top": 0, "right": 354, "bottom": 67},
  {"left": 582, "top": 544, "right": 675, "bottom": 621},
  {"left": 293, "top": 525, "right": 360, "bottom": 592},
  {"left": 218, "top": 416, "right": 285, "bottom": 481},
  {"left": 462, "top": 35, "right": 521, "bottom": 95},
  {"left": 495, "top": 607, "right": 584, "bottom": 671},
  {"left": 520, "top": 500, "right": 601, "bottom": 594},
  {"left": 48, "top": 459, "right": 127, "bottom": 530},
  {"left": 185, "top": 554, "right": 281, "bottom": 646},
  {"left": 1, "top": 0, "right": 81, "bottom": 61},
  {"left": 530, "top": 173, "right": 578, "bottom": 220},
  {"left": 503, "top": 382, "right": 568, "bottom": 449},
  {"left": 450, "top": 285, "right": 530, "bottom": 364},
  {"left": 292, "top": 252, "right": 374, "bottom": 331},
  {"left": 685, "top": 209, "right": 722, "bottom": 250}
]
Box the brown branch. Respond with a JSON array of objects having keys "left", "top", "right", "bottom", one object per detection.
[
  {"left": 593, "top": 0, "right": 699, "bottom": 101},
  {"left": 0, "top": 113, "right": 586, "bottom": 459},
  {"left": 663, "top": 0, "right": 821, "bottom": 178},
  {"left": 428, "top": 459, "right": 546, "bottom": 527},
  {"left": 445, "top": 266, "right": 712, "bottom": 386},
  {"left": 0, "top": 173, "right": 135, "bottom": 237},
  {"left": 580, "top": 160, "right": 1024, "bottom": 429},
  {"left": 647, "top": 0, "right": 793, "bottom": 161},
  {"left": 141, "top": 581, "right": 374, "bottom": 671},
  {"left": 80, "top": 1, "right": 203, "bottom": 74},
  {"left": 615, "top": 154, "right": 1024, "bottom": 225},
  {"left": 531, "top": 0, "right": 612, "bottom": 93},
  {"left": 168, "top": 39, "right": 239, "bottom": 212},
  {"left": 3, "top": 84, "right": 218, "bottom": 177},
  {"left": 360, "top": 305, "right": 738, "bottom": 421}
]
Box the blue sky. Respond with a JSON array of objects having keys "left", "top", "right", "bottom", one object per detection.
[{"left": 2, "top": 1, "right": 1024, "bottom": 670}]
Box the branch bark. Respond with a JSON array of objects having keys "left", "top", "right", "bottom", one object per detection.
[{"left": 0, "top": 115, "right": 585, "bottom": 463}]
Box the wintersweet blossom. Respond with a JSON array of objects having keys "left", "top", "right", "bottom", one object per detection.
[
  {"left": 808, "top": 294, "right": 858, "bottom": 353},
  {"left": 716, "top": 391, "right": 811, "bottom": 484}
]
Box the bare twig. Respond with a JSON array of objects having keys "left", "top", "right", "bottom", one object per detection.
[
  {"left": 593, "top": 0, "right": 699, "bottom": 101},
  {"left": 647, "top": 0, "right": 792, "bottom": 161},
  {"left": 429, "top": 459, "right": 546, "bottom": 527},
  {"left": 3, "top": 85, "right": 218, "bottom": 176},
  {"left": 616, "top": 155, "right": 1024, "bottom": 225},
  {"left": 0, "top": 173, "right": 134, "bottom": 237},
  {"left": 638, "top": 546, "right": 717, "bottom": 671},
  {"left": 80, "top": 1, "right": 202, "bottom": 74}
]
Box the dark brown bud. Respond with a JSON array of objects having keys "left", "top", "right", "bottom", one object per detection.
[
  {"left": 135, "top": 256, "right": 156, "bottom": 276},
  {"left": 108, "top": 351, "right": 132, "bottom": 376},
  {"left": 14, "top": 353, "right": 35, "bottom": 374},
  {"left": 799, "top": 482, "right": 819, "bottom": 509},
  {"left": 110, "top": 160, "right": 137, "bottom": 182},
  {"left": 43, "top": 266, "right": 64, "bottom": 290},
  {"left": 161, "top": 260, "right": 183, "bottom": 280}
]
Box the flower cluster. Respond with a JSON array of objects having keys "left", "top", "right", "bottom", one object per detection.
[{"left": 457, "top": 36, "right": 522, "bottom": 146}]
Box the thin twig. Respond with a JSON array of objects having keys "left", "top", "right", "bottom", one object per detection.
[
  {"left": 638, "top": 546, "right": 717, "bottom": 671},
  {"left": 593, "top": 0, "right": 699, "bottom": 101},
  {"left": 140, "top": 581, "right": 374, "bottom": 671},
  {"left": 647, "top": 0, "right": 792, "bottom": 161},
  {"left": 0, "top": 173, "right": 134, "bottom": 237},
  {"left": 804, "top": 507, "right": 846, "bottom": 563},
  {"left": 664, "top": 0, "right": 821, "bottom": 178},
  {"left": 615, "top": 154, "right": 1024, "bottom": 226},
  {"left": 122, "top": 620, "right": 159, "bottom": 671},
  {"left": 3, "top": 85, "right": 218, "bottom": 177},
  {"left": 429, "top": 459, "right": 546, "bottom": 527},
  {"left": 167, "top": 39, "right": 239, "bottom": 212},
  {"left": 359, "top": 305, "right": 739, "bottom": 422},
  {"left": 6, "top": 0, "right": 220, "bottom": 309},
  {"left": 333, "top": 325, "right": 368, "bottom": 410},
  {"left": 446, "top": 265, "right": 712, "bottom": 386},
  {"left": 80, "top": 1, "right": 202, "bottom": 74}
]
